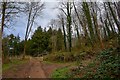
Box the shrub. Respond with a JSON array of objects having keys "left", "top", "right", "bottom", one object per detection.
[{"left": 92, "top": 47, "right": 120, "bottom": 78}]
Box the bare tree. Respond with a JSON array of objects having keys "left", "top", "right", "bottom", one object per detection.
[
  {"left": 107, "top": 2, "right": 120, "bottom": 32},
  {"left": 1, "top": 2, "right": 21, "bottom": 35},
  {"left": 1, "top": 2, "right": 22, "bottom": 62},
  {"left": 58, "top": 13, "right": 67, "bottom": 50},
  {"left": 23, "top": 2, "right": 44, "bottom": 58},
  {"left": 59, "top": 1, "right": 73, "bottom": 52},
  {"left": 90, "top": 2, "right": 104, "bottom": 48}
]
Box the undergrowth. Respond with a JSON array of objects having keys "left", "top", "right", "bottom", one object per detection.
[
  {"left": 71, "top": 47, "right": 120, "bottom": 78},
  {"left": 51, "top": 66, "right": 70, "bottom": 78},
  {"left": 51, "top": 47, "right": 120, "bottom": 78}
]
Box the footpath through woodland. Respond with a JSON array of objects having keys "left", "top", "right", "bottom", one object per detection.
[{"left": 3, "top": 57, "right": 68, "bottom": 78}]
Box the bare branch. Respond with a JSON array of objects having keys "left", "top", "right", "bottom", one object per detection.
[{"left": 59, "top": 8, "right": 67, "bottom": 16}]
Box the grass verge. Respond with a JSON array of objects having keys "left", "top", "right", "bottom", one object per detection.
[
  {"left": 51, "top": 66, "right": 70, "bottom": 78},
  {"left": 2, "top": 59, "right": 28, "bottom": 72}
]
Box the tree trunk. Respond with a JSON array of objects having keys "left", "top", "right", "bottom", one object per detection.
[
  {"left": 107, "top": 2, "right": 120, "bottom": 33},
  {"left": 23, "top": 40, "right": 26, "bottom": 59},
  {"left": 104, "top": 19, "right": 111, "bottom": 40},
  {"left": 67, "top": 2, "right": 72, "bottom": 52},
  {"left": 23, "top": 4, "right": 32, "bottom": 59},
  {"left": 91, "top": 2, "right": 104, "bottom": 49},
  {"left": 104, "top": 3, "right": 115, "bottom": 37},
  {"left": 62, "top": 17, "right": 67, "bottom": 50},
  {"left": 73, "top": 19, "right": 81, "bottom": 48},
  {"left": 82, "top": 2, "right": 95, "bottom": 46},
  {"left": 1, "top": 2, "right": 7, "bottom": 63},
  {"left": 1, "top": 2, "right": 6, "bottom": 34},
  {"left": 73, "top": 2, "right": 84, "bottom": 29},
  {"left": 117, "top": 1, "right": 120, "bottom": 46},
  {"left": 117, "top": 2, "right": 120, "bottom": 20}
]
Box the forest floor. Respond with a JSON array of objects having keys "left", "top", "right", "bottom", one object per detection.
[{"left": 2, "top": 57, "right": 69, "bottom": 78}]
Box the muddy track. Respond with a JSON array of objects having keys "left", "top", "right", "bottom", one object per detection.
[{"left": 2, "top": 58, "right": 68, "bottom": 78}]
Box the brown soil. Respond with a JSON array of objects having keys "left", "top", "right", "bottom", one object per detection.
[{"left": 2, "top": 57, "right": 68, "bottom": 78}]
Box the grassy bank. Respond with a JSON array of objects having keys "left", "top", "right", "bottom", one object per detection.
[
  {"left": 2, "top": 59, "right": 28, "bottom": 71},
  {"left": 50, "top": 47, "right": 120, "bottom": 78}
]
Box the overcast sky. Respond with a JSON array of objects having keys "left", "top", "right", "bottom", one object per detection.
[
  {"left": 3, "top": 0, "right": 117, "bottom": 40},
  {"left": 4, "top": 1, "right": 59, "bottom": 40}
]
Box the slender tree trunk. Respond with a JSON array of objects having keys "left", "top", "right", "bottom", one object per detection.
[
  {"left": 23, "top": 41, "right": 27, "bottom": 59},
  {"left": 73, "top": 19, "right": 81, "bottom": 48},
  {"left": 1, "top": 2, "right": 7, "bottom": 63},
  {"left": 117, "top": 1, "right": 120, "bottom": 46},
  {"left": 91, "top": 7, "right": 99, "bottom": 41},
  {"left": 23, "top": 5, "right": 32, "bottom": 59},
  {"left": 103, "top": 27, "right": 107, "bottom": 40},
  {"left": 73, "top": 20, "right": 80, "bottom": 40},
  {"left": 100, "top": 10, "right": 107, "bottom": 41},
  {"left": 117, "top": 2, "right": 120, "bottom": 20},
  {"left": 1, "top": 2, "right": 6, "bottom": 34},
  {"left": 92, "top": 11, "right": 104, "bottom": 49},
  {"left": 62, "top": 17, "right": 67, "bottom": 50},
  {"left": 73, "top": 2, "right": 83, "bottom": 47},
  {"left": 104, "top": 19, "right": 111, "bottom": 39},
  {"left": 104, "top": 3, "right": 114, "bottom": 37},
  {"left": 67, "top": 2, "right": 72, "bottom": 52},
  {"left": 73, "top": 2, "right": 84, "bottom": 29},
  {"left": 107, "top": 2, "right": 120, "bottom": 32},
  {"left": 82, "top": 2, "right": 95, "bottom": 46}
]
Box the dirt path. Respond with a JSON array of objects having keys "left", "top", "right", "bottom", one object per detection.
[
  {"left": 29, "top": 58, "right": 46, "bottom": 78},
  {"left": 2, "top": 57, "right": 68, "bottom": 78}
]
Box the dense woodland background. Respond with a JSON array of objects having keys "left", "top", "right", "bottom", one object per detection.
[{"left": 1, "top": 1, "right": 120, "bottom": 78}]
